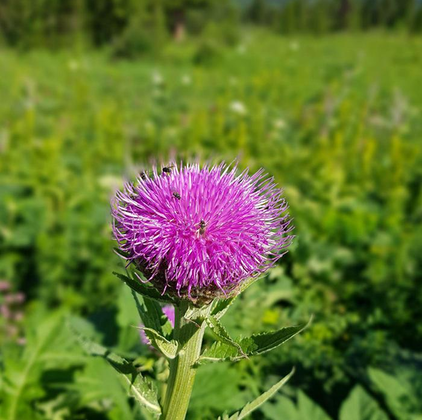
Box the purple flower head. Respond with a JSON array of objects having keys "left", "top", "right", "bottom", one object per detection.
[{"left": 112, "top": 162, "right": 293, "bottom": 304}]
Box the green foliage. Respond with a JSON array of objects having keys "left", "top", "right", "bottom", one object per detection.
[
  {"left": 261, "top": 369, "right": 422, "bottom": 420},
  {"left": 220, "top": 368, "right": 295, "bottom": 419},
  {"left": 1, "top": 27, "right": 422, "bottom": 419},
  {"left": 205, "top": 316, "right": 245, "bottom": 354},
  {"left": 71, "top": 358, "right": 136, "bottom": 420},
  {"left": 188, "top": 363, "right": 247, "bottom": 418},
  {"left": 131, "top": 292, "right": 173, "bottom": 339},
  {"left": 1, "top": 0, "right": 422, "bottom": 53},
  {"left": 193, "top": 39, "right": 223, "bottom": 66},
  {"left": 198, "top": 321, "right": 309, "bottom": 364},
  {"left": 0, "top": 309, "right": 144, "bottom": 420},
  {"left": 245, "top": 0, "right": 422, "bottom": 35},
  {"left": 110, "top": 1, "right": 168, "bottom": 60},
  {"left": 0, "top": 312, "right": 80, "bottom": 420},
  {"left": 262, "top": 389, "right": 331, "bottom": 420},
  {"left": 368, "top": 368, "right": 422, "bottom": 419},
  {"left": 140, "top": 327, "right": 178, "bottom": 359},
  {"left": 339, "top": 385, "right": 388, "bottom": 420},
  {"left": 68, "top": 274, "right": 305, "bottom": 419},
  {"left": 114, "top": 272, "right": 175, "bottom": 303},
  {"left": 0, "top": 0, "right": 241, "bottom": 51},
  {"left": 71, "top": 323, "right": 162, "bottom": 415}
]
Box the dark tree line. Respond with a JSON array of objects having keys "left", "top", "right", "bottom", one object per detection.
[
  {"left": 0, "top": 0, "right": 236, "bottom": 50},
  {"left": 0, "top": 0, "right": 422, "bottom": 51},
  {"left": 245, "top": 0, "right": 422, "bottom": 34}
]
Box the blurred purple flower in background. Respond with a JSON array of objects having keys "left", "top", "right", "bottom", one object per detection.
[
  {"left": 0, "top": 280, "right": 26, "bottom": 345},
  {"left": 0, "top": 280, "right": 10, "bottom": 292},
  {"left": 112, "top": 162, "right": 293, "bottom": 302},
  {"left": 140, "top": 304, "right": 175, "bottom": 346}
]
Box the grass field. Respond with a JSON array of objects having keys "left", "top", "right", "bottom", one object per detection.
[{"left": 1, "top": 30, "right": 422, "bottom": 419}]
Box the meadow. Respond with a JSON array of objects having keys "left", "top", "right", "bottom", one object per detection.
[{"left": 1, "top": 29, "right": 422, "bottom": 419}]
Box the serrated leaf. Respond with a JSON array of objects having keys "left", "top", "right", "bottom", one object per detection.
[
  {"left": 70, "top": 322, "right": 161, "bottom": 415},
  {"left": 198, "top": 319, "right": 310, "bottom": 365},
  {"left": 184, "top": 304, "right": 208, "bottom": 321},
  {"left": 212, "top": 296, "right": 238, "bottom": 320},
  {"left": 206, "top": 316, "right": 245, "bottom": 355},
  {"left": 225, "top": 368, "right": 295, "bottom": 420},
  {"left": 120, "top": 374, "right": 161, "bottom": 416},
  {"left": 140, "top": 327, "right": 178, "bottom": 359},
  {"left": 113, "top": 271, "right": 174, "bottom": 303}
]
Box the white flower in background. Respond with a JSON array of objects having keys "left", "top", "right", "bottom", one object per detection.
[
  {"left": 68, "top": 59, "right": 80, "bottom": 71},
  {"left": 181, "top": 75, "right": 192, "bottom": 85},
  {"left": 274, "top": 118, "right": 287, "bottom": 130},
  {"left": 152, "top": 71, "right": 164, "bottom": 86},
  {"left": 229, "top": 101, "right": 247, "bottom": 116},
  {"left": 289, "top": 41, "right": 300, "bottom": 51}
]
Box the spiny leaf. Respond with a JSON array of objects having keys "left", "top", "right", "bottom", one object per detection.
[
  {"left": 113, "top": 271, "right": 174, "bottom": 303},
  {"left": 206, "top": 316, "right": 245, "bottom": 355},
  {"left": 220, "top": 369, "right": 295, "bottom": 420},
  {"left": 184, "top": 305, "right": 207, "bottom": 321},
  {"left": 211, "top": 296, "right": 238, "bottom": 320},
  {"left": 197, "top": 318, "right": 311, "bottom": 365},
  {"left": 70, "top": 322, "right": 161, "bottom": 415},
  {"left": 139, "top": 327, "right": 178, "bottom": 359},
  {"left": 120, "top": 374, "right": 162, "bottom": 416}
]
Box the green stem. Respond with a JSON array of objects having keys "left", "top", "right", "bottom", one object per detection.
[{"left": 161, "top": 302, "right": 209, "bottom": 420}]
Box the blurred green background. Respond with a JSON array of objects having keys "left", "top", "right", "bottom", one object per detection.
[{"left": 1, "top": 0, "right": 422, "bottom": 419}]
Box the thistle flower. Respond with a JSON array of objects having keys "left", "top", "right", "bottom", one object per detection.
[{"left": 112, "top": 162, "right": 293, "bottom": 303}]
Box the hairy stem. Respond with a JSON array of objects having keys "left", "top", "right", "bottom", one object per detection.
[{"left": 161, "top": 302, "right": 209, "bottom": 420}]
